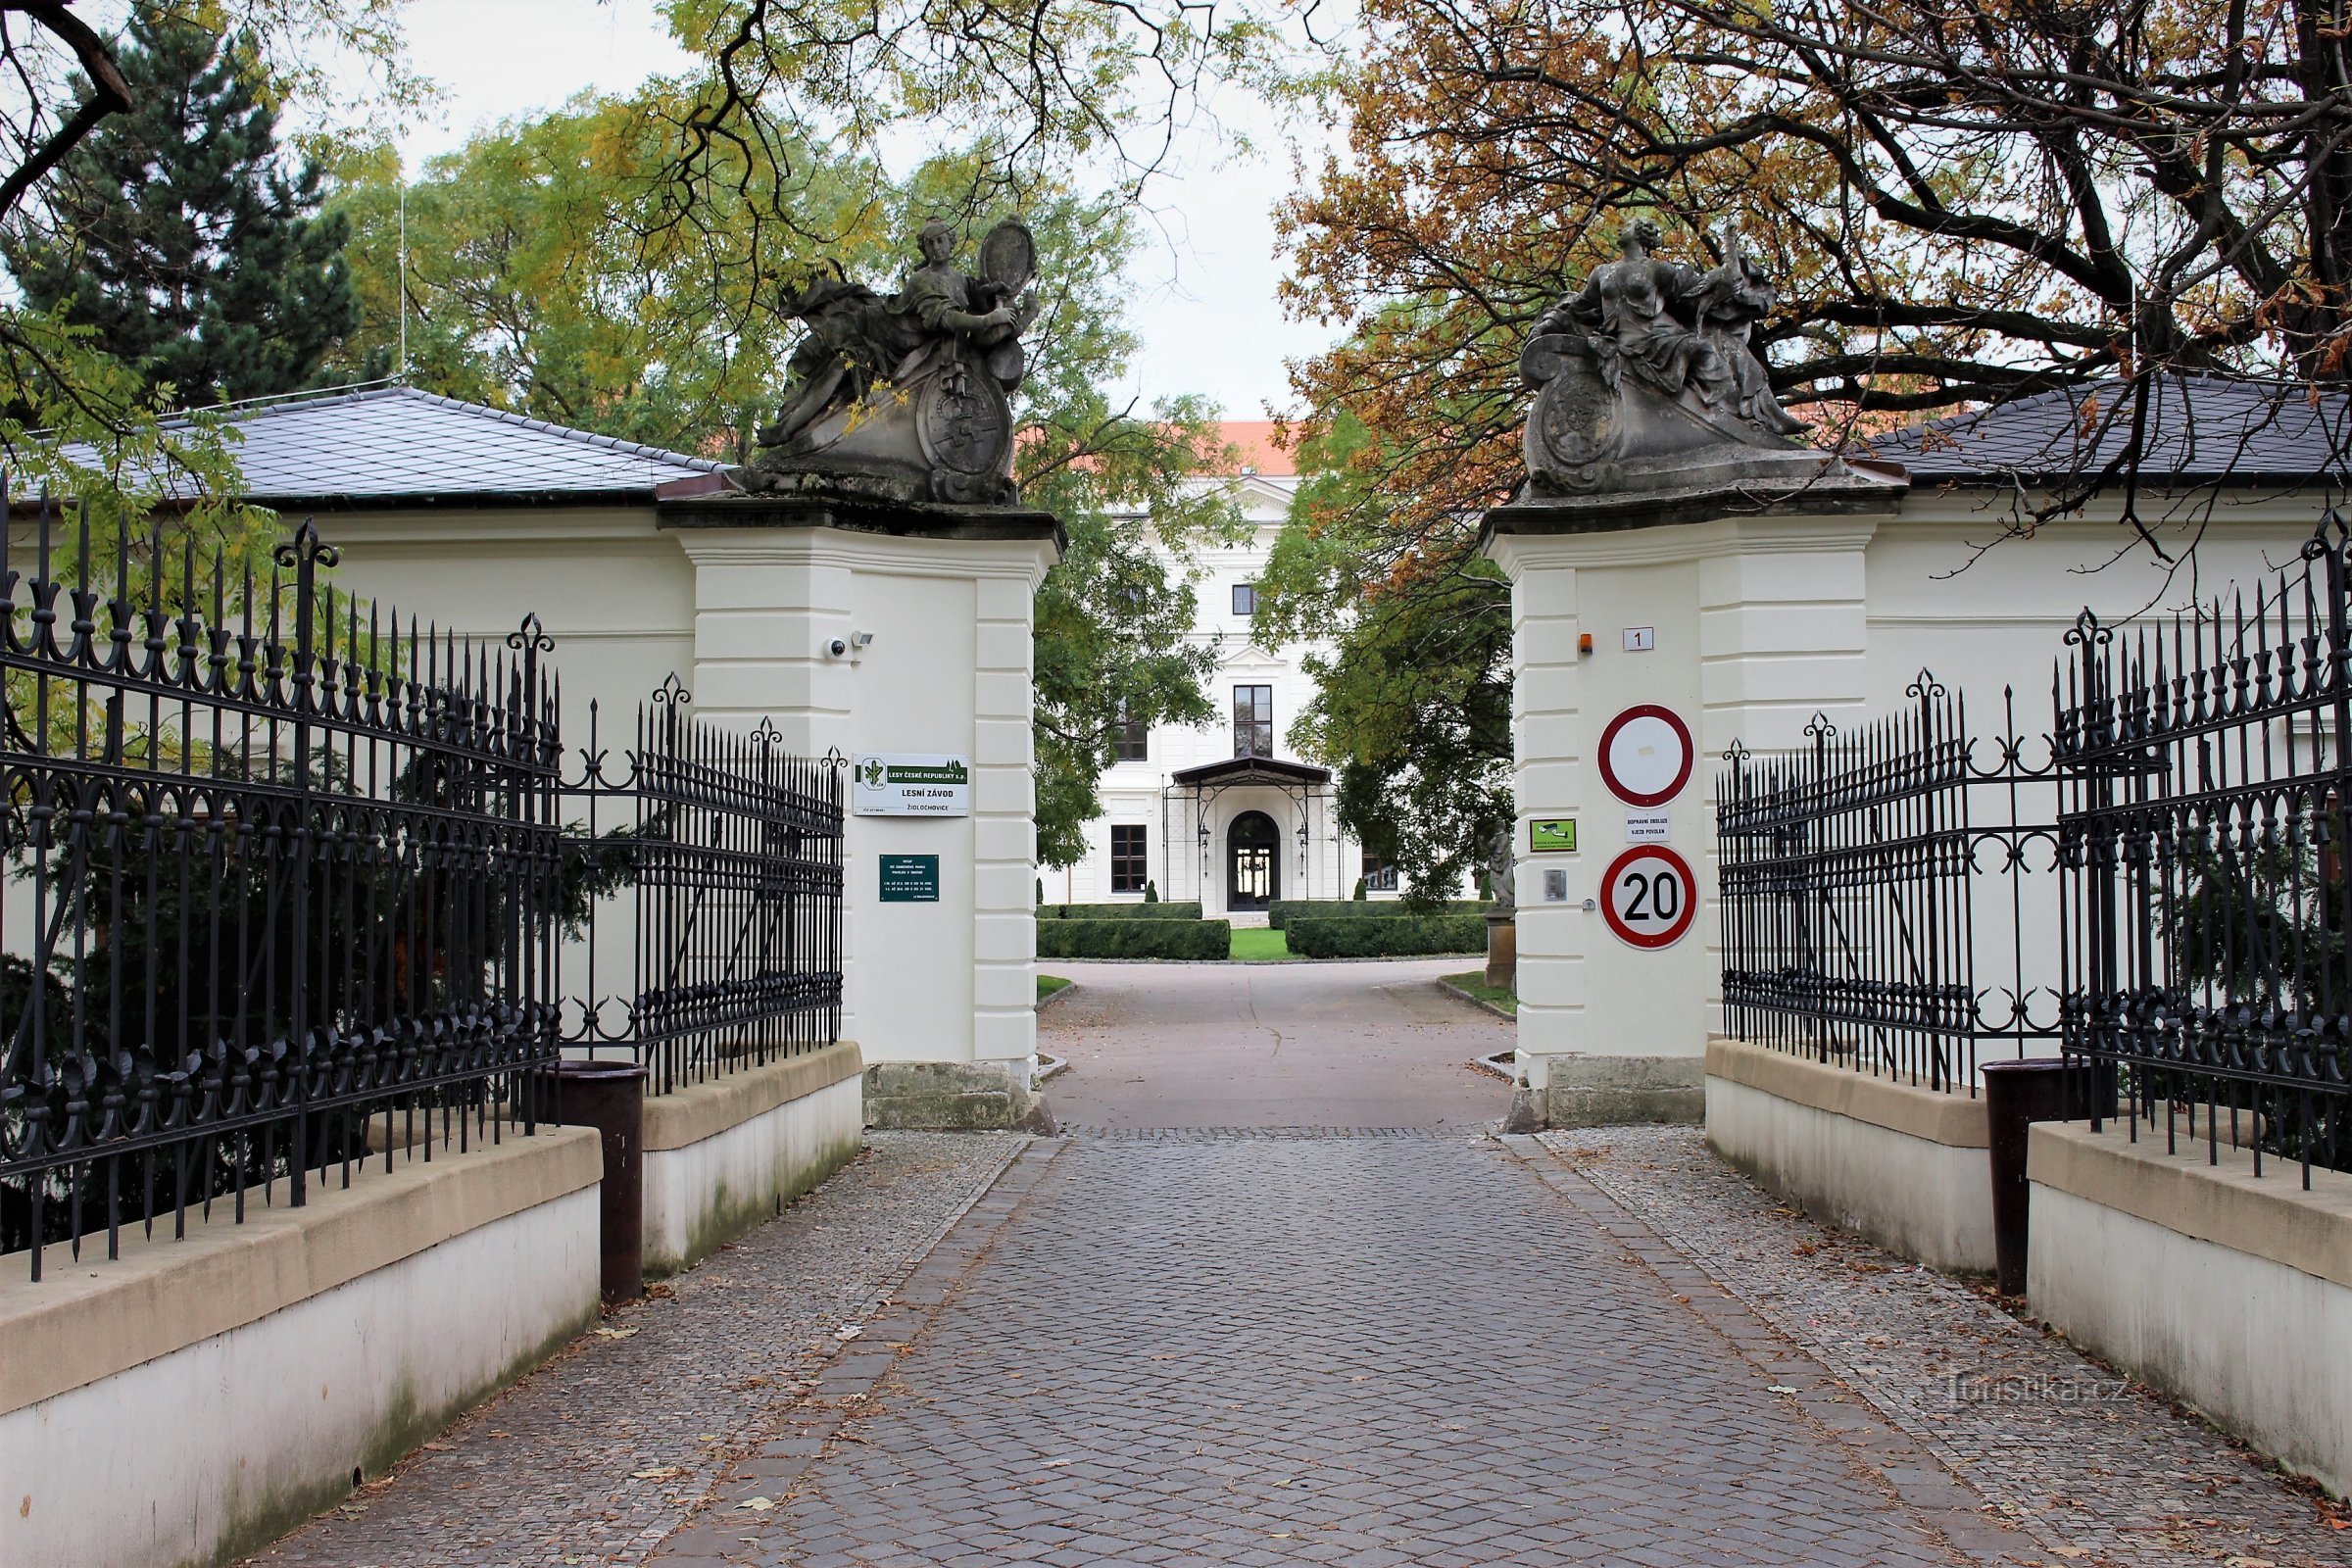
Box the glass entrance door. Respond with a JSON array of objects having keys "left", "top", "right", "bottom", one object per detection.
[{"left": 1227, "top": 811, "right": 1281, "bottom": 910}]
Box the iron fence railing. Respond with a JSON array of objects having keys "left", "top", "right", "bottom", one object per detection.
[
  {"left": 2, "top": 507, "right": 846, "bottom": 1279},
  {"left": 558, "top": 674, "right": 844, "bottom": 1094},
  {"left": 1720, "top": 511, "right": 2352, "bottom": 1182},
  {"left": 0, "top": 505, "right": 564, "bottom": 1278},
  {"left": 2056, "top": 517, "right": 2352, "bottom": 1184},
  {"left": 1717, "top": 677, "right": 2065, "bottom": 1093}
]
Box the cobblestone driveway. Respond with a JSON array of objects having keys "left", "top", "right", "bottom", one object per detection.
[{"left": 652, "top": 1130, "right": 2020, "bottom": 1567}]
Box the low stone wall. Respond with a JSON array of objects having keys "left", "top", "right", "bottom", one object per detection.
[
  {"left": 641, "top": 1041, "right": 867, "bottom": 1276},
  {"left": 1704, "top": 1036, "right": 1994, "bottom": 1272},
  {"left": 0, "top": 1127, "right": 602, "bottom": 1568},
  {"left": 2029, "top": 1121, "right": 2352, "bottom": 1497}
]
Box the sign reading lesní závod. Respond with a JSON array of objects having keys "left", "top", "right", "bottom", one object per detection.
[{"left": 852, "top": 754, "right": 971, "bottom": 817}]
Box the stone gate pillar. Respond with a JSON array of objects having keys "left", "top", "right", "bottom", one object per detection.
[
  {"left": 1482, "top": 493, "right": 1897, "bottom": 1127},
  {"left": 662, "top": 493, "right": 1064, "bottom": 1130}
]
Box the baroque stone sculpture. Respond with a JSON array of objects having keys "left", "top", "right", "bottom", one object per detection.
[
  {"left": 739, "top": 217, "right": 1039, "bottom": 506},
  {"left": 1520, "top": 220, "right": 1825, "bottom": 499}
]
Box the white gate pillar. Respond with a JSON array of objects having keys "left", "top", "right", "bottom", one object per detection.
[
  {"left": 1482, "top": 488, "right": 1899, "bottom": 1128},
  {"left": 663, "top": 496, "right": 1064, "bottom": 1129}
]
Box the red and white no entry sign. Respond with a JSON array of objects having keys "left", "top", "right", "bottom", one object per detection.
[
  {"left": 1600, "top": 845, "right": 1696, "bottom": 950},
  {"left": 1597, "top": 705, "right": 1694, "bottom": 808}
]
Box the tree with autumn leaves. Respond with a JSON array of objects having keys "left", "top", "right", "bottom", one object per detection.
[{"left": 1265, "top": 0, "right": 2352, "bottom": 888}]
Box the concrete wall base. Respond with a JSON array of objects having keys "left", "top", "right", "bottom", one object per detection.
[
  {"left": 640, "top": 1042, "right": 867, "bottom": 1276},
  {"left": 1540, "top": 1054, "right": 1706, "bottom": 1127},
  {"left": 2029, "top": 1121, "right": 2352, "bottom": 1497},
  {"left": 863, "top": 1058, "right": 1055, "bottom": 1131},
  {"left": 1703, "top": 1036, "right": 1993, "bottom": 1272},
  {"left": 0, "top": 1130, "right": 602, "bottom": 1568}
]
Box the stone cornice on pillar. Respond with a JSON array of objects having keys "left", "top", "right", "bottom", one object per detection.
[
  {"left": 1483, "top": 506, "right": 1892, "bottom": 575},
  {"left": 660, "top": 491, "right": 1067, "bottom": 556},
  {"left": 1478, "top": 460, "right": 1906, "bottom": 564}
]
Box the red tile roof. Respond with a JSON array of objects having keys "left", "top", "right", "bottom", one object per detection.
[{"left": 1216, "top": 420, "right": 1297, "bottom": 477}]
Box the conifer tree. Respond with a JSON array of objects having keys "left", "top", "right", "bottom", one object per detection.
[{"left": 5, "top": 4, "right": 357, "bottom": 407}]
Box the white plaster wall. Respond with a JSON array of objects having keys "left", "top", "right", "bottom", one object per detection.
[
  {"left": 2030, "top": 1182, "right": 2352, "bottom": 1497},
  {"left": 1706, "top": 1076, "right": 1995, "bottom": 1272},
  {"left": 641, "top": 1075, "right": 864, "bottom": 1274},
  {"left": 0, "top": 1187, "right": 599, "bottom": 1568},
  {"left": 675, "top": 528, "right": 1053, "bottom": 1072}
]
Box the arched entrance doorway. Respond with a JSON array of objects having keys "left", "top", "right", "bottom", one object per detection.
[{"left": 1228, "top": 810, "right": 1280, "bottom": 910}]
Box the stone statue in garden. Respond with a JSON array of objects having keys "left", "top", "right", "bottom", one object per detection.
[
  {"left": 1485, "top": 820, "right": 1517, "bottom": 914},
  {"left": 1519, "top": 219, "right": 1823, "bottom": 499},
  {"left": 741, "top": 217, "right": 1040, "bottom": 506}
]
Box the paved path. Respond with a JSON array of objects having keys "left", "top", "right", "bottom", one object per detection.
[
  {"left": 1038, "top": 958, "right": 1511, "bottom": 1129},
  {"left": 253, "top": 963, "right": 2348, "bottom": 1567},
  {"left": 652, "top": 1130, "right": 2012, "bottom": 1566}
]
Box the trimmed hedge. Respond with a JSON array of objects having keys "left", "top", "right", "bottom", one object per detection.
[
  {"left": 1268, "top": 899, "right": 1488, "bottom": 930},
  {"left": 1037, "top": 902, "right": 1203, "bottom": 921},
  {"left": 1287, "top": 913, "right": 1490, "bottom": 958},
  {"left": 1036, "top": 918, "right": 1232, "bottom": 959}
]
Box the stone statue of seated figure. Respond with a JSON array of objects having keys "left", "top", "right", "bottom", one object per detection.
[
  {"left": 1518, "top": 220, "right": 1813, "bottom": 498},
  {"left": 744, "top": 217, "right": 1040, "bottom": 506}
]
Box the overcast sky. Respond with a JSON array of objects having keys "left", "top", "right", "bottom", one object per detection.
[{"left": 386, "top": 0, "right": 1332, "bottom": 419}]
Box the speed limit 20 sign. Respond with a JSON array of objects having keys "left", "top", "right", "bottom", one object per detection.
[{"left": 1600, "top": 845, "right": 1696, "bottom": 950}]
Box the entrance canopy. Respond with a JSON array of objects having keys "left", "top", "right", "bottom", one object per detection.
[
  {"left": 1162, "top": 756, "right": 1335, "bottom": 910},
  {"left": 1168, "top": 757, "right": 1332, "bottom": 791}
]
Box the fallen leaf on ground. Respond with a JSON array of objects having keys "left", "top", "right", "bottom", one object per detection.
[
  {"left": 630, "top": 1466, "right": 683, "bottom": 1481},
  {"left": 833, "top": 1326, "right": 862, "bottom": 1342},
  {"left": 592, "top": 1327, "right": 639, "bottom": 1340},
  {"left": 738, "top": 1497, "right": 776, "bottom": 1512}
]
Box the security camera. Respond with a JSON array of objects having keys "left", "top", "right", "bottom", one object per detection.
[{"left": 825, "top": 638, "right": 850, "bottom": 659}]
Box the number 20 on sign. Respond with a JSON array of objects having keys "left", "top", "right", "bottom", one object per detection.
[{"left": 1600, "top": 845, "right": 1696, "bottom": 950}]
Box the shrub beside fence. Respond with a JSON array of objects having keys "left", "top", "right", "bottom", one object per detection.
[
  {"left": 1269, "top": 898, "right": 1488, "bottom": 929},
  {"left": 1037, "top": 902, "right": 1202, "bottom": 920},
  {"left": 1036, "top": 918, "right": 1231, "bottom": 959},
  {"left": 1288, "top": 913, "right": 1488, "bottom": 957}
]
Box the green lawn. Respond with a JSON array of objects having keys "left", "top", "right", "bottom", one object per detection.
[
  {"left": 1037, "top": 973, "right": 1072, "bottom": 1001},
  {"left": 1441, "top": 970, "right": 1517, "bottom": 1015},
  {"left": 1228, "top": 927, "right": 1291, "bottom": 960}
]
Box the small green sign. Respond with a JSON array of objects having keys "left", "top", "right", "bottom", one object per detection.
[
  {"left": 879, "top": 854, "right": 940, "bottom": 903},
  {"left": 1530, "top": 818, "right": 1578, "bottom": 854}
]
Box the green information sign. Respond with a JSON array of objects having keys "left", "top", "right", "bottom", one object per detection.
[
  {"left": 1529, "top": 818, "right": 1578, "bottom": 854},
  {"left": 879, "top": 854, "right": 941, "bottom": 903}
]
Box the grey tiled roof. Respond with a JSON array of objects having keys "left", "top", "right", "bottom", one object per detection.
[
  {"left": 1870, "top": 375, "right": 2352, "bottom": 486},
  {"left": 66, "top": 385, "right": 724, "bottom": 505}
]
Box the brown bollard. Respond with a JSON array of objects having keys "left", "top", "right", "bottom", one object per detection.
[
  {"left": 1980, "top": 1058, "right": 2074, "bottom": 1297},
  {"left": 529, "top": 1058, "right": 648, "bottom": 1305}
]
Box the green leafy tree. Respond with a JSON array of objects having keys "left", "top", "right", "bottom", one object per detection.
[
  {"left": 1257, "top": 416, "right": 1512, "bottom": 899},
  {"left": 4, "top": 3, "right": 360, "bottom": 409}
]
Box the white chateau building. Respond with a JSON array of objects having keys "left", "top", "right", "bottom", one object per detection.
[{"left": 1049, "top": 422, "right": 1397, "bottom": 914}]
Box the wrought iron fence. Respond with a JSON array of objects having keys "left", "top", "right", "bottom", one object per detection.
[
  {"left": 2056, "top": 517, "right": 2352, "bottom": 1184},
  {"left": 1717, "top": 677, "right": 2066, "bottom": 1092},
  {"left": 1720, "top": 512, "right": 2352, "bottom": 1180},
  {"left": 558, "top": 674, "right": 844, "bottom": 1094},
  {"left": 2, "top": 506, "right": 849, "bottom": 1280},
  {"left": 0, "top": 504, "right": 564, "bottom": 1279}
]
